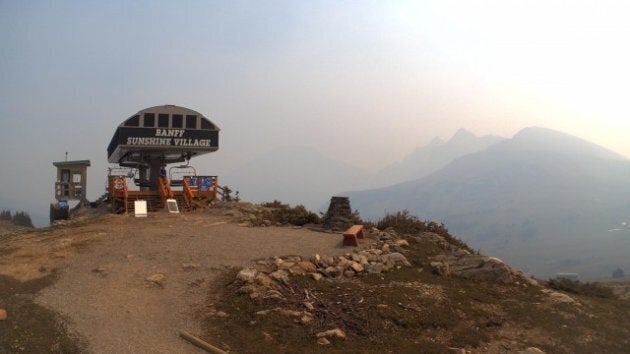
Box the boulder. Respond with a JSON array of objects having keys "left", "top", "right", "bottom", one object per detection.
[
  {"left": 277, "top": 262, "right": 296, "bottom": 271},
  {"left": 310, "top": 272, "right": 323, "bottom": 281},
  {"left": 289, "top": 265, "right": 307, "bottom": 276},
  {"left": 317, "top": 337, "right": 331, "bottom": 345},
  {"left": 316, "top": 328, "right": 347, "bottom": 340},
  {"left": 146, "top": 273, "right": 166, "bottom": 287},
  {"left": 454, "top": 249, "right": 472, "bottom": 257},
  {"left": 514, "top": 271, "right": 540, "bottom": 287},
  {"left": 542, "top": 289, "right": 577, "bottom": 304},
  {"left": 386, "top": 252, "right": 412, "bottom": 267},
  {"left": 236, "top": 268, "right": 258, "bottom": 283},
  {"left": 298, "top": 261, "right": 317, "bottom": 273},
  {"left": 358, "top": 254, "right": 369, "bottom": 266},
  {"left": 321, "top": 256, "right": 335, "bottom": 267},
  {"left": 395, "top": 239, "right": 410, "bottom": 247},
  {"left": 336, "top": 256, "right": 351, "bottom": 269},
  {"left": 350, "top": 262, "right": 364, "bottom": 273},
  {"left": 430, "top": 261, "right": 451, "bottom": 276},
  {"left": 366, "top": 263, "right": 383, "bottom": 274},
  {"left": 255, "top": 273, "right": 275, "bottom": 287},
  {"left": 450, "top": 256, "right": 513, "bottom": 283},
  {"left": 324, "top": 266, "right": 341, "bottom": 278},
  {"left": 269, "top": 270, "right": 289, "bottom": 284}
]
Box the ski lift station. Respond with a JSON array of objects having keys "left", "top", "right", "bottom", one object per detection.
[{"left": 106, "top": 105, "right": 221, "bottom": 213}]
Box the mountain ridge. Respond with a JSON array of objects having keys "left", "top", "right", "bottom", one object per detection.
[{"left": 347, "top": 126, "right": 630, "bottom": 279}]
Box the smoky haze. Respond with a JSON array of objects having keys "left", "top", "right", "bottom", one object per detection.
[{"left": 1, "top": 1, "right": 630, "bottom": 227}]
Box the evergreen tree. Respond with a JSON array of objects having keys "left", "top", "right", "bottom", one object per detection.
[
  {"left": 12, "top": 211, "right": 34, "bottom": 228},
  {"left": 612, "top": 268, "right": 625, "bottom": 279},
  {"left": 0, "top": 210, "right": 11, "bottom": 221}
]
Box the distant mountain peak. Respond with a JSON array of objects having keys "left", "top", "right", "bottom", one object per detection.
[
  {"left": 511, "top": 126, "right": 627, "bottom": 161},
  {"left": 450, "top": 128, "right": 476, "bottom": 142},
  {"left": 428, "top": 137, "right": 445, "bottom": 147},
  {"left": 513, "top": 126, "right": 571, "bottom": 140}
]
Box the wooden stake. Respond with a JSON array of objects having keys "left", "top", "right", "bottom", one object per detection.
[{"left": 179, "top": 330, "right": 229, "bottom": 354}]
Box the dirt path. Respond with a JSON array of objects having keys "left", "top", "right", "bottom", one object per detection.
[{"left": 0, "top": 212, "right": 348, "bottom": 353}]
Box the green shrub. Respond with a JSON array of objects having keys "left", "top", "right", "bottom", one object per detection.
[
  {"left": 260, "top": 200, "right": 320, "bottom": 226},
  {"left": 12, "top": 211, "right": 33, "bottom": 228},
  {"left": 376, "top": 210, "right": 473, "bottom": 252},
  {"left": 0, "top": 210, "right": 11, "bottom": 221}
]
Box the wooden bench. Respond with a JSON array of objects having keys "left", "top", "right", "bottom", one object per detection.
[{"left": 343, "top": 225, "right": 364, "bottom": 247}]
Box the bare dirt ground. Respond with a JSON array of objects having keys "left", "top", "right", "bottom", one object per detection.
[{"left": 0, "top": 211, "right": 348, "bottom": 353}]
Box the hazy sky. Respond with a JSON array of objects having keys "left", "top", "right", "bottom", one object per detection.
[{"left": 1, "top": 1, "right": 629, "bottom": 225}]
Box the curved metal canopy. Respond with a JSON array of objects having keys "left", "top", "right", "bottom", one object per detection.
[{"left": 107, "top": 105, "right": 220, "bottom": 166}]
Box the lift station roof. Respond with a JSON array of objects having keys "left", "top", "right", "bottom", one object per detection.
[{"left": 107, "top": 105, "right": 220, "bottom": 166}]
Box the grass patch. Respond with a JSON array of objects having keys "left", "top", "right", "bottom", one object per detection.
[
  {"left": 0, "top": 246, "right": 17, "bottom": 256},
  {"left": 259, "top": 200, "right": 321, "bottom": 226},
  {"left": 201, "top": 215, "right": 630, "bottom": 353},
  {"left": 0, "top": 274, "right": 86, "bottom": 353},
  {"left": 376, "top": 210, "right": 474, "bottom": 253}
]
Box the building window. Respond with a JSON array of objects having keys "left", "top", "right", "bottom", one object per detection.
[
  {"left": 158, "top": 114, "right": 169, "bottom": 128},
  {"left": 125, "top": 115, "right": 139, "bottom": 127},
  {"left": 72, "top": 173, "right": 82, "bottom": 184},
  {"left": 201, "top": 118, "right": 214, "bottom": 130},
  {"left": 61, "top": 169, "right": 70, "bottom": 183},
  {"left": 186, "top": 115, "right": 197, "bottom": 129},
  {"left": 144, "top": 113, "right": 155, "bottom": 127},
  {"left": 172, "top": 114, "right": 183, "bottom": 128}
]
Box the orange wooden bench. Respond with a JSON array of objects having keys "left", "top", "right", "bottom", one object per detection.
[{"left": 343, "top": 224, "right": 364, "bottom": 247}]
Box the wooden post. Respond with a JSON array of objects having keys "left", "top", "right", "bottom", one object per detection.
[{"left": 179, "top": 330, "right": 229, "bottom": 354}]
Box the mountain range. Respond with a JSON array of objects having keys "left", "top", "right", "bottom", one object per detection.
[
  {"left": 363, "top": 128, "right": 504, "bottom": 188},
  {"left": 220, "top": 146, "right": 368, "bottom": 211},
  {"left": 221, "top": 129, "right": 502, "bottom": 212},
  {"left": 346, "top": 127, "right": 630, "bottom": 279}
]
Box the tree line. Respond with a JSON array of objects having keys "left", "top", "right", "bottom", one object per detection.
[{"left": 0, "top": 210, "right": 34, "bottom": 228}]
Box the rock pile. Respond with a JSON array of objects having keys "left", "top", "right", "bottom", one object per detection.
[
  {"left": 229, "top": 226, "right": 540, "bottom": 346},
  {"left": 234, "top": 228, "right": 413, "bottom": 301},
  {"left": 322, "top": 196, "right": 354, "bottom": 230},
  {"left": 230, "top": 228, "right": 413, "bottom": 344}
]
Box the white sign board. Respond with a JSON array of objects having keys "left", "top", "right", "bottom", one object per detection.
[
  {"left": 166, "top": 198, "right": 179, "bottom": 213},
  {"left": 134, "top": 200, "right": 147, "bottom": 217}
]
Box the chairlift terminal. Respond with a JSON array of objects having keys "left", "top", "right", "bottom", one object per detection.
[{"left": 106, "top": 105, "right": 221, "bottom": 213}]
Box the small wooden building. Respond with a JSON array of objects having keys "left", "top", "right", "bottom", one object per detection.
[{"left": 53, "top": 160, "right": 90, "bottom": 205}]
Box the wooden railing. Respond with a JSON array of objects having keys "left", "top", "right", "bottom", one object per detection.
[
  {"left": 158, "top": 176, "right": 174, "bottom": 208},
  {"left": 107, "top": 174, "right": 223, "bottom": 213},
  {"left": 182, "top": 176, "right": 218, "bottom": 209},
  {"left": 108, "top": 175, "right": 128, "bottom": 213}
]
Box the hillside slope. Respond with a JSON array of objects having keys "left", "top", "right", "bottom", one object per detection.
[{"left": 1, "top": 204, "right": 629, "bottom": 353}]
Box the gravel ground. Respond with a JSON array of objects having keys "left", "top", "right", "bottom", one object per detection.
[{"left": 1, "top": 211, "right": 348, "bottom": 353}]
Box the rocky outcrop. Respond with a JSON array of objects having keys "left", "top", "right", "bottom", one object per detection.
[
  {"left": 430, "top": 252, "right": 539, "bottom": 285},
  {"left": 430, "top": 254, "right": 514, "bottom": 283}
]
